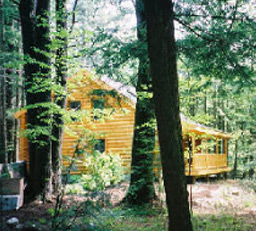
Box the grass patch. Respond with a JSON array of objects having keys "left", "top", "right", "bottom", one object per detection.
[
  {"left": 78, "top": 206, "right": 254, "bottom": 231},
  {"left": 192, "top": 214, "right": 253, "bottom": 231},
  {"left": 90, "top": 206, "right": 168, "bottom": 231}
]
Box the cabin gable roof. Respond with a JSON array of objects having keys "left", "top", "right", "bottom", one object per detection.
[{"left": 15, "top": 70, "right": 231, "bottom": 138}]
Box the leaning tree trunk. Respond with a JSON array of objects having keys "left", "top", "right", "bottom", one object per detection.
[
  {"left": 20, "top": 0, "right": 52, "bottom": 201},
  {"left": 144, "top": 0, "right": 193, "bottom": 230},
  {"left": 124, "top": 0, "right": 156, "bottom": 206},
  {"left": 51, "top": 0, "right": 68, "bottom": 193}
]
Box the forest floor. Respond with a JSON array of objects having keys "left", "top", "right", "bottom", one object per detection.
[{"left": 1, "top": 179, "right": 256, "bottom": 231}]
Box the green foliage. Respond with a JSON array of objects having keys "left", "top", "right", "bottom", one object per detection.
[
  {"left": 51, "top": 198, "right": 107, "bottom": 231},
  {"left": 48, "top": 205, "right": 254, "bottom": 231},
  {"left": 176, "top": 0, "right": 256, "bottom": 181},
  {"left": 65, "top": 183, "right": 84, "bottom": 195},
  {"left": 179, "top": 56, "right": 256, "bottom": 179},
  {"left": 81, "top": 151, "right": 124, "bottom": 191},
  {"left": 238, "top": 179, "right": 256, "bottom": 193},
  {"left": 72, "top": 0, "right": 138, "bottom": 84},
  {"left": 192, "top": 215, "right": 253, "bottom": 231},
  {"left": 176, "top": 0, "right": 256, "bottom": 80}
]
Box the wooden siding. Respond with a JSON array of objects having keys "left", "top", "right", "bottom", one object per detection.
[
  {"left": 15, "top": 71, "right": 231, "bottom": 177},
  {"left": 18, "top": 111, "right": 29, "bottom": 165}
]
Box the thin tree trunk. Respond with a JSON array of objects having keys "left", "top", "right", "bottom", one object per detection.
[
  {"left": 144, "top": 1, "right": 193, "bottom": 230},
  {"left": 51, "top": 0, "right": 68, "bottom": 193},
  {"left": 204, "top": 91, "right": 207, "bottom": 114},
  {"left": 6, "top": 72, "right": 15, "bottom": 162},
  {"left": 14, "top": 70, "right": 22, "bottom": 161},
  {"left": 213, "top": 84, "right": 217, "bottom": 128},
  {"left": 233, "top": 139, "right": 238, "bottom": 179},
  {"left": 0, "top": 72, "right": 7, "bottom": 164},
  {"left": 0, "top": 0, "right": 7, "bottom": 163}
]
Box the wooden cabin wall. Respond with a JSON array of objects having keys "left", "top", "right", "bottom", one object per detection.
[
  {"left": 16, "top": 75, "right": 231, "bottom": 177},
  {"left": 63, "top": 80, "right": 135, "bottom": 172},
  {"left": 17, "top": 79, "right": 136, "bottom": 173}
]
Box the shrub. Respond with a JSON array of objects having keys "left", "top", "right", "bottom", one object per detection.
[{"left": 81, "top": 151, "right": 123, "bottom": 191}]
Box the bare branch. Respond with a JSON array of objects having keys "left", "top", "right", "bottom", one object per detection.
[
  {"left": 69, "top": 0, "right": 79, "bottom": 33},
  {"left": 227, "top": 0, "right": 239, "bottom": 34},
  {"left": 9, "top": 0, "right": 19, "bottom": 6},
  {"left": 174, "top": 17, "right": 215, "bottom": 43}
]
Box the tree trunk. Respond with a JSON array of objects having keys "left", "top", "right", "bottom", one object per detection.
[
  {"left": 0, "top": 0, "right": 7, "bottom": 163},
  {"left": 51, "top": 0, "right": 68, "bottom": 193},
  {"left": 1, "top": 0, "right": 21, "bottom": 163},
  {"left": 233, "top": 139, "right": 238, "bottom": 179},
  {"left": 6, "top": 72, "right": 16, "bottom": 162},
  {"left": 0, "top": 72, "right": 7, "bottom": 164},
  {"left": 144, "top": 1, "right": 193, "bottom": 230},
  {"left": 14, "top": 69, "right": 22, "bottom": 161},
  {"left": 20, "top": 0, "right": 52, "bottom": 200},
  {"left": 204, "top": 91, "right": 207, "bottom": 114},
  {"left": 124, "top": 0, "right": 156, "bottom": 205}
]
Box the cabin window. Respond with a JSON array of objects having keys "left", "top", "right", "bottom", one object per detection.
[
  {"left": 94, "top": 139, "right": 105, "bottom": 153},
  {"left": 195, "top": 139, "right": 202, "bottom": 154},
  {"left": 92, "top": 98, "right": 105, "bottom": 120},
  {"left": 208, "top": 139, "right": 216, "bottom": 154},
  {"left": 69, "top": 101, "right": 81, "bottom": 110},
  {"left": 69, "top": 101, "right": 81, "bottom": 121},
  {"left": 218, "top": 139, "right": 225, "bottom": 154},
  {"left": 201, "top": 139, "right": 207, "bottom": 154},
  {"left": 93, "top": 98, "right": 105, "bottom": 109}
]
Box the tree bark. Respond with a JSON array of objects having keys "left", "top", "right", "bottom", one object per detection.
[
  {"left": 233, "top": 139, "right": 238, "bottom": 179},
  {"left": 6, "top": 71, "right": 16, "bottom": 162},
  {"left": 124, "top": 0, "right": 156, "bottom": 205},
  {"left": 0, "top": 72, "right": 7, "bottom": 164},
  {"left": 51, "top": 0, "right": 68, "bottom": 193},
  {"left": 0, "top": 0, "right": 7, "bottom": 164},
  {"left": 20, "top": 0, "right": 52, "bottom": 200},
  {"left": 143, "top": 0, "right": 193, "bottom": 230}
]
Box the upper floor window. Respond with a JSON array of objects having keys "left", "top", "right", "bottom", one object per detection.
[
  {"left": 69, "top": 101, "right": 81, "bottom": 110},
  {"left": 92, "top": 98, "right": 105, "bottom": 120},
  {"left": 69, "top": 101, "right": 81, "bottom": 121},
  {"left": 92, "top": 98, "right": 105, "bottom": 110}
]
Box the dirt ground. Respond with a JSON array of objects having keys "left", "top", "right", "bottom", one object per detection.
[{"left": 1, "top": 180, "right": 256, "bottom": 230}]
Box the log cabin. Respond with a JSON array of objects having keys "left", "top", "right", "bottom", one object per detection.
[{"left": 15, "top": 70, "right": 232, "bottom": 178}]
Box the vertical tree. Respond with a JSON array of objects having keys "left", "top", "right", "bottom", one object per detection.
[
  {"left": 0, "top": 0, "right": 19, "bottom": 164},
  {"left": 19, "top": 0, "right": 52, "bottom": 200},
  {"left": 124, "top": 0, "right": 156, "bottom": 205},
  {"left": 144, "top": 0, "right": 193, "bottom": 230},
  {"left": 0, "top": 0, "right": 7, "bottom": 164},
  {"left": 0, "top": 72, "right": 7, "bottom": 164},
  {"left": 51, "top": 0, "right": 68, "bottom": 193}
]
